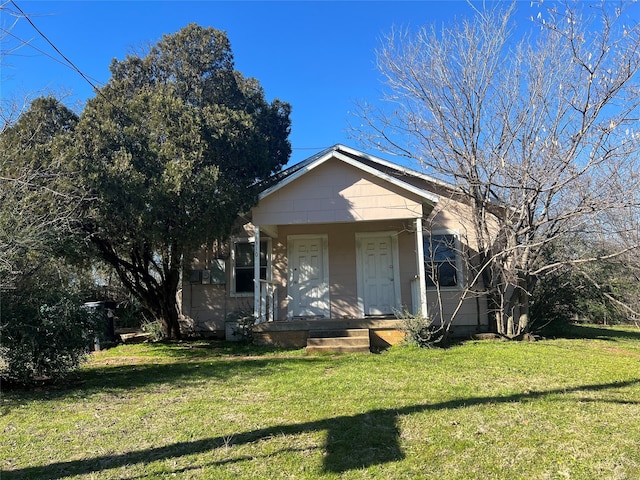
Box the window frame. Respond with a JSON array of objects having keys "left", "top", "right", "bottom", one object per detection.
[
  {"left": 423, "top": 230, "right": 463, "bottom": 290},
  {"left": 230, "top": 237, "right": 271, "bottom": 297}
]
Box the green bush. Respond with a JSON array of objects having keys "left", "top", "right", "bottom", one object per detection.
[
  {"left": 397, "top": 310, "right": 443, "bottom": 348},
  {"left": 1, "top": 290, "right": 95, "bottom": 385},
  {"left": 141, "top": 318, "right": 165, "bottom": 341},
  {"left": 226, "top": 309, "right": 256, "bottom": 343},
  {"left": 111, "top": 297, "right": 145, "bottom": 329},
  {"left": 531, "top": 265, "right": 631, "bottom": 335}
]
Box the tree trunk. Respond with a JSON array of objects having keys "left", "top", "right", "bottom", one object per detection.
[
  {"left": 506, "top": 310, "right": 516, "bottom": 337},
  {"left": 487, "top": 289, "right": 503, "bottom": 335},
  {"left": 157, "top": 265, "right": 182, "bottom": 340},
  {"left": 517, "top": 287, "right": 530, "bottom": 335},
  {"left": 158, "top": 297, "right": 181, "bottom": 340},
  {"left": 89, "top": 234, "right": 186, "bottom": 340}
]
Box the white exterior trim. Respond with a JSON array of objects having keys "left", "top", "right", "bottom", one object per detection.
[
  {"left": 230, "top": 235, "right": 271, "bottom": 298},
  {"left": 424, "top": 229, "right": 464, "bottom": 291},
  {"left": 415, "top": 218, "right": 428, "bottom": 316},
  {"left": 253, "top": 226, "right": 261, "bottom": 321},
  {"left": 335, "top": 144, "right": 457, "bottom": 192}
]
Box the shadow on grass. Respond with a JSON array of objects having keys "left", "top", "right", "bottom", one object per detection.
[
  {"left": 141, "top": 340, "right": 297, "bottom": 359},
  {"left": 2, "top": 353, "right": 324, "bottom": 404},
  {"left": 545, "top": 323, "right": 640, "bottom": 342},
  {"left": 4, "top": 378, "right": 638, "bottom": 479}
]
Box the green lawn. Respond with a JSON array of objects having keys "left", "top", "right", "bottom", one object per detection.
[{"left": 2, "top": 324, "right": 640, "bottom": 479}]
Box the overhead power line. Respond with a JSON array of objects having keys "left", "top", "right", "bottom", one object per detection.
[
  {"left": 9, "top": 0, "right": 103, "bottom": 94},
  {"left": 8, "top": 0, "right": 136, "bottom": 121},
  {"left": 1, "top": 26, "right": 103, "bottom": 86}
]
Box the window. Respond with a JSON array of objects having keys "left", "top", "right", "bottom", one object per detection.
[
  {"left": 232, "top": 239, "right": 269, "bottom": 295},
  {"left": 424, "top": 233, "right": 460, "bottom": 288}
]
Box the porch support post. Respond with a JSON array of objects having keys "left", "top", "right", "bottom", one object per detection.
[
  {"left": 415, "top": 218, "right": 428, "bottom": 317},
  {"left": 253, "top": 226, "right": 262, "bottom": 323}
]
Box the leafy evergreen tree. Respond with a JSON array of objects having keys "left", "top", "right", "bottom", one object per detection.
[
  {"left": 71, "top": 24, "right": 291, "bottom": 338},
  {"left": 531, "top": 240, "right": 640, "bottom": 333}
]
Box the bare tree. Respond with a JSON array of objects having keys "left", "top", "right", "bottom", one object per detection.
[
  {"left": 354, "top": 1, "right": 640, "bottom": 337},
  {"left": 1, "top": 0, "right": 33, "bottom": 130}
]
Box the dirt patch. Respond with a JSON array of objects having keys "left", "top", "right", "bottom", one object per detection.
[{"left": 600, "top": 346, "right": 640, "bottom": 358}]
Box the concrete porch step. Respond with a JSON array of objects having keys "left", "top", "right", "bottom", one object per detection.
[
  {"left": 308, "top": 328, "right": 370, "bottom": 339},
  {"left": 306, "top": 329, "right": 370, "bottom": 354},
  {"left": 306, "top": 336, "right": 371, "bottom": 347},
  {"left": 305, "top": 345, "right": 372, "bottom": 354}
]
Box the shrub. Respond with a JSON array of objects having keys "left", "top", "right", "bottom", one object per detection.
[
  {"left": 226, "top": 309, "right": 255, "bottom": 343},
  {"left": 530, "top": 264, "right": 631, "bottom": 335},
  {"left": 1, "top": 291, "right": 95, "bottom": 385},
  {"left": 397, "top": 310, "right": 442, "bottom": 348},
  {"left": 114, "top": 298, "right": 146, "bottom": 329},
  {"left": 141, "top": 318, "right": 165, "bottom": 341}
]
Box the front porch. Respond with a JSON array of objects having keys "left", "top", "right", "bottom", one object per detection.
[
  {"left": 252, "top": 317, "right": 406, "bottom": 350},
  {"left": 251, "top": 222, "right": 429, "bottom": 325}
]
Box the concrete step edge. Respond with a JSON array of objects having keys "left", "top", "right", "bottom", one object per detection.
[
  {"left": 306, "top": 345, "right": 371, "bottom": 354},
  {"left": 308, "top": 328, "right": 370, "bottom": 338},
  {"left": 306, "top": 337, "right": 371, "bottom": 347}
]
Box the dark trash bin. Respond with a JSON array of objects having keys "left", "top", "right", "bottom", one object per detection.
[{"left": 82, "top": 301, "right": 117, "bottom": 350}]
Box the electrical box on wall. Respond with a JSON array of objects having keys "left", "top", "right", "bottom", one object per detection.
[{"left": 188, "top": 260, "right": 226, "bottom": 285}]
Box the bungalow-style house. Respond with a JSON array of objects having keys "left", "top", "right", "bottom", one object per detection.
[{"left": 181, "top": 145, "right": 489, "bottom": 350}]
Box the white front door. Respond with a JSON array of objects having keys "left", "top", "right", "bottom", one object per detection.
[
  {"left": 288, "top": 235, "right": 329, "bottom": 318},
  {"left": 356, "top": 233, "right": 401, "bottom": 316}
]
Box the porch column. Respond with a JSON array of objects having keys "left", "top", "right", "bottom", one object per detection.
[
  {"left": 415, "top": 218, "right": 428, "bottom": 316},
  {"left": 253, "top": 226, "right": 262, "bottom": 323}
]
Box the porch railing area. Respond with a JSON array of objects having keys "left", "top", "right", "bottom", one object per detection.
[
  {"left": 258, "top": 277, "right": 423, "bottom": 323},
  {"left": 411, "top": 275, "right": 422, "bottom": 315},
  {"left": 257, "top": 279, "right": 277, "bottom": 323}
]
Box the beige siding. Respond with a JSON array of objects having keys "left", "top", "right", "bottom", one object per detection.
[
  {"left": 181, "top": 225, "right": 255, "bottom": 335},
  {"left": 184, "top": 208, "right": 488, "bottom": 331},
  {"left": 268, "top": 216, "right": 486, "bottom": 328},
  {"left": 181, "top": 284, "right": 252, "bottom": 334},
  {"left": 425, "top": 290, "right": 486, "bottom": 328},
  {"left": 424, "top": 196, "right": 488, "bottom": 328},
  {"left": 253, "top": 159, "right": 424, "bottom": 225}
]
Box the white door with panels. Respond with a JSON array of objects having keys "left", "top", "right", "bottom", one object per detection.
[
  {"left": 356, "top": 233, "right": 401, "bottom": 316},
  {"left": 288, "top": 235, "right": 330, "bottom": 318}
]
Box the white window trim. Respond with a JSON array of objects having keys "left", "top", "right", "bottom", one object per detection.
[
  {"left": 424, "top": 229, "right": 463, "bottom": 291},
  {"left": 230, "top": 236, "right": 271, "bottom": 297}
]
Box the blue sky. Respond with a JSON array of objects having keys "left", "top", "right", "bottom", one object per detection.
[{"left": 2, "top": 1, "right": 544, "bottom": 166}]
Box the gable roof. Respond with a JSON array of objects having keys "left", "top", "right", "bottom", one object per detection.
[{"left": 259, "top": 144, "right": 445, "bottom": 205}]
